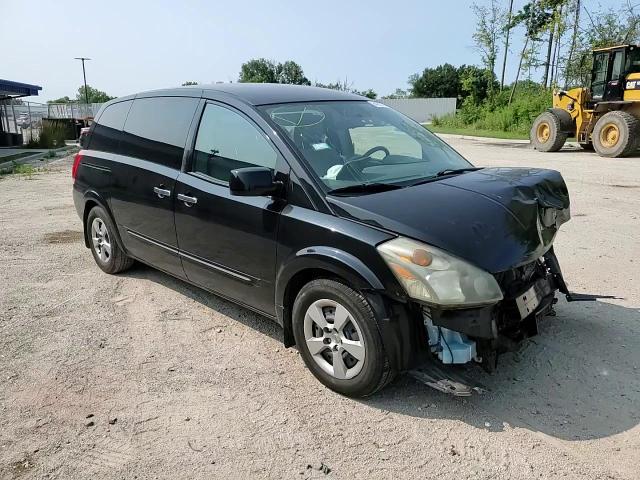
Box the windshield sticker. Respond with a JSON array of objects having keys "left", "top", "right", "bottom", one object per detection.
[
  {"left": 323, "top": 164, "right": 343, "bottom": 179},
  {"left": 312, "top": 142, "right": 330, "bottom": 151}
]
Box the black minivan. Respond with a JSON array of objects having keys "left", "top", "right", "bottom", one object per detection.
[{"left": 73, "top": 84, "right": 573, "bottom": 397}]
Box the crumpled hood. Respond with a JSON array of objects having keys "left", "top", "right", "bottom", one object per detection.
[{"left": 328, "top": 167, "right": 571, "bottom": 273}]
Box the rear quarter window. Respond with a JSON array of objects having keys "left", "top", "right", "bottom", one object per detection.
[
  {"left": 89, "top": 100, "right": 132, "bottom": 153},
  {"left": 120, "top": 97, "right": 199, "bottom": 169}
]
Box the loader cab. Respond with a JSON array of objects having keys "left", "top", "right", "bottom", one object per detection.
[{"left": 591, "top": 45, "right": 640, "bottom": 102}]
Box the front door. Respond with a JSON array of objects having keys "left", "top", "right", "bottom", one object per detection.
[
  {"left": 591, "top": 52, "right": 610, "bottom": 100},
  {"left": 174, "top": 102, "right": 283, "bottom": 314}
]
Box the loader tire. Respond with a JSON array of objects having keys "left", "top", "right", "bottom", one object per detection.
[
  {"left": 530, "top": 111, "right": 568, "bottom": 152},
  {"left": 592, "top": 111, "right": 639, "bottom": 158}
]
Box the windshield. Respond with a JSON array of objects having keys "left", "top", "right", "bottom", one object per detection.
[{"left": 260, "top": 100, "right": 472, "bottom": 192}]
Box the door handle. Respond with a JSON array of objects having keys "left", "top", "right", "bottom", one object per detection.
[
  {"left": 177, "top": 193, "right": 198, "bottom": 206},
  {"left": 153, "top": 186, "right": 171, "bottom": 198}
]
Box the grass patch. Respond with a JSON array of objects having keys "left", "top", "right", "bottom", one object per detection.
[
  {"left": 13, "top": 163, "right": 36, "bottom": 177},
  {"left": 426, "top": 124, "right": 529, "bottom": 140},
  {"left": 429, "top": 82, "right": 550, "bottom": 140}
]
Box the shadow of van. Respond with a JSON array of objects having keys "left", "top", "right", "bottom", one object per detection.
[
  {"left": 366, "top": 299, "right": 640, "bottom": 441},
  {"left": 124, "top": 264, "right": 640, "bottom": 442}
]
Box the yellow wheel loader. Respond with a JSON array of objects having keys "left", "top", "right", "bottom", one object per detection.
[{"left": 531, "top": 45, "right": 640, "bottom": 157}]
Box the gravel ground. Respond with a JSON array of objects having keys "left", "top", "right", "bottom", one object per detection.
[{"left": 1, "top": 138, "right": 639, "bottom": 479}]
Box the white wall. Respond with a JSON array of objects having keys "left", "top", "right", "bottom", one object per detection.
[{"left": 377, "top": 98, "right": 457, "bottom": 123}]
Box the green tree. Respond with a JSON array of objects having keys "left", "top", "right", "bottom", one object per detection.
[
  {"left": 409, "top": 64, "right": 495, "bottom": 106},
  {"left": 471, "top": 0, "right": 506, "bottom": 96},
  {"left": 353, "top": 88, "right": 377, "bottom": 99},
  {"left": 459, "top": 65, "right": 497, "bottom": 105},
  {"left": 77, "top": 85, "right": 115, "bottom": 103},
  {"left": 239, "top": 58, "right": 278, "bottom": 83},
  {"left": 565, "top": 4, "right": 640, "bottom": 86},
  {"left": 383, "top": 88, "right": 408, "bottom": 99},
  {"left": 315, "top": 79, "right": 351, "bottom": 91},
  {"left": 182, "top": 81, "right": 198, "bottom": 86},
  {"left": 48, "top": 96, "right": 72, "bottom": 104},
  {"left": 277, "top": 61, "right": 311, "bottom": 85},
  {"left": 409, "top": 63, "right": 460, "bottom": 99},
  {"left": 239, "top": 58, "right": 310, "bottom": 85}
]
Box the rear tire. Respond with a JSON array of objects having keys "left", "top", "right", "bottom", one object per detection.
[
  {"left": 292, "top": 279, "right": 394, "bottom": 397},
  {"left": 86, "top": 206, "right": 134, "bottom": 274},
  {"left": 530, "top": 111, "right": 569, "bottom": 152},
  {"left": 592, "top": 111, "right": 639, "bottom": 158}
]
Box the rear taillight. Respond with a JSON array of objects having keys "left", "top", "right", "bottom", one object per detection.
[{"left": 72, "top": 152, "right": 83, "bottom": 180}]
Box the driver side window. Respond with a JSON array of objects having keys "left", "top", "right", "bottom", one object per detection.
[
  {"left": 349, "top": 126, "right": 422, "bottom": 160},
  {"left": 192, "top": 104, "right": 277, "bottom": 183}
]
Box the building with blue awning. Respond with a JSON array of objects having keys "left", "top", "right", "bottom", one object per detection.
[{"left": 0, "top": 79, "right": 42, "bottom": 146}]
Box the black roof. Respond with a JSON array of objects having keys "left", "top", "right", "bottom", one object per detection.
[{"left": 134, "top": 83, "right": 365, "bottom": 106}]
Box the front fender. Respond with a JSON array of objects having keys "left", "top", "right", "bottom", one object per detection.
[
  {"left": 276, "top": 246, "right": 386, "bottom": 313},
  {"left": 275, "top": 246, "right": 425, "bottom": 372}
]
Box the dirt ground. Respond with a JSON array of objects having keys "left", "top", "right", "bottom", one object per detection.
[{"left": 1, "top": 137, "right": 639, "bottom": 479}]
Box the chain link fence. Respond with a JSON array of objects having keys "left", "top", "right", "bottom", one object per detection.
[{"left": 1, "top": 100, "right": 104, "bottom": 145}]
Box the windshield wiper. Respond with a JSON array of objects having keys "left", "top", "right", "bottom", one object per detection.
[
  {"left": 327, "top": 182, "right": 403, "bottom": 196},
  {"left": 435, "top": 167, "right": 484, "bottom": 177},
  {"left": 407, "top": 167, "right": 484, "bottom": 188}
]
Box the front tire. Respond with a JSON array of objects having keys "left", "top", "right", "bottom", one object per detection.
[
  {"left": 86, "top": 206, "right": 134, "bottom": 274},
  {"left": 292, "top": 279, "right": 394, "bottom": 397},
  {"left": 530, "top": 111, "right": 569, "bottom": 152}
]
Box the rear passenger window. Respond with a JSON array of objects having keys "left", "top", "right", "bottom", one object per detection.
[
  {"left": 120, "top": 97, "right": 198, "bottom": 169},
  {"left": 89, "top": 100, "right": 132, "bottom": 153},
  {"left": 192, "top": 103, "right": 277, "bottom": 183}
]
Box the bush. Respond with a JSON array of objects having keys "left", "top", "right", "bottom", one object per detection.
[
  {"left": 434, "top": 83, "right": 552, "bottom": 135},
  {"left": 37, "top": 128, "right": 52, "bottom": 149},
  {"left": 34, "top": 122, "right": 68, "bottom": 149}
]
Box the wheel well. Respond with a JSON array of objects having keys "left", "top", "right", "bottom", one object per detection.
[
  {"left": 82, "top": 200, "right": 99, "bottom": 248},
  {"left": 82, "top": 199, "right": 124, "bottom": 251},
  {"left": 281, "top": 268, "right": 344, "bottom": 348}
]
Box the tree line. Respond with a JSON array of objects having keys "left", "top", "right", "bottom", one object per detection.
[
  {"left": 236, "top": 58, "right": 378, "bottom": 99},
  {"left": 49, "top": 85, "right": 115, "bottom": 104}
]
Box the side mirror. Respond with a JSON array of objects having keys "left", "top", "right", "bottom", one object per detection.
[{"left": 229, "top": 167, "right": 282, "bottom": 197}]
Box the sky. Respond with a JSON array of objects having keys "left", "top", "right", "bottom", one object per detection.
[{"left": 1, "top": 0, "right": 623, "bottom": 103}]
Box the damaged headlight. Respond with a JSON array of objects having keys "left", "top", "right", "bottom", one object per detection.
[{"left": 377, "top": 237, "right": 503, "bottom": 307}]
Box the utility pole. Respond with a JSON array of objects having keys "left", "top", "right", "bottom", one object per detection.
[
  {"left": 510, "top": 0, "right": 537, "bottom": 105},
  {"left": 564, "top": 0, "right": 581, "bottom": 88},
  {"left": 74, "top": 57, "right": 91, "bottom": 118},
  {"left": 501, "top": 0, "right": 515, "bottom": 90}
]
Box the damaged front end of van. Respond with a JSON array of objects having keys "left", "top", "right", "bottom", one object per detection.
[{"left": 334, "top": 167, "right": 576, "bottom": 377}]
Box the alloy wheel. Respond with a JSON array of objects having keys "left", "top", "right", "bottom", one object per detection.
[
  {"left": 303, "top": 299, "right": 366, "bottom": 380},
  {"left": 91, "top": 217, "right": 112, "bottom": 263}
]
